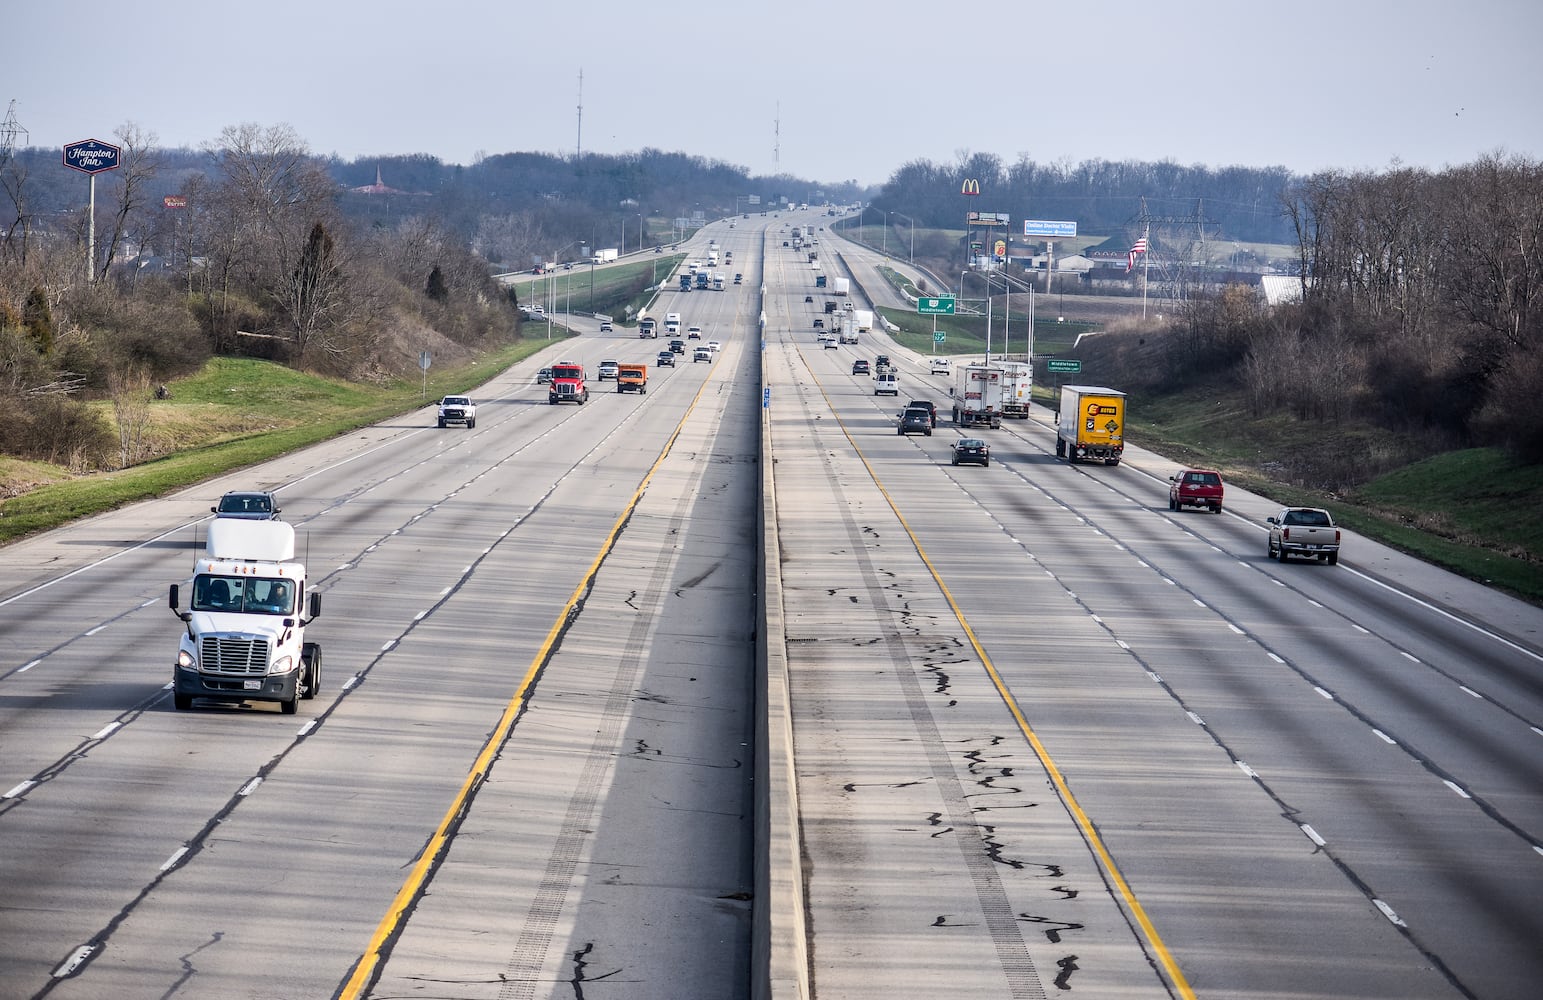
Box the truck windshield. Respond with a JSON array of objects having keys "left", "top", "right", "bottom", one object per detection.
[
  {"left": 192, "top": 574, "right": 295, "bottom": 615},
  {"left": 551, "top": 367, "right": 582, "bottom": 380}
]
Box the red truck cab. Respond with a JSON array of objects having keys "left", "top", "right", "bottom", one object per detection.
[{"left": 548, "top": 362, "right": 588, "bottom": 405}]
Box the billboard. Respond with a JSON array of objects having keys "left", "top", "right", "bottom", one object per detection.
[
  {"left": 967, "top": 211, "right": 1010, "bottom": 227},
  {"left": 1024, "top": 219, "right": 1077, "bottom": 238}
]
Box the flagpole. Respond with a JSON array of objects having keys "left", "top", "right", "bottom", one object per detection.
[{"left": 1141, "top": 223, "right": 1150, "bottom": 320}]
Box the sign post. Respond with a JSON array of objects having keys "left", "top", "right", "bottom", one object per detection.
[{"left": 62, "top": 138, "right": 122, "bottom": 282}]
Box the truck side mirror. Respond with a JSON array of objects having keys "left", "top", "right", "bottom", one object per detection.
[
  {"left": 309, "top": 592, "right": 321, "bottom": 619},
  {"left": 169, "top": 583, "right": 179, "bottom": 610}
]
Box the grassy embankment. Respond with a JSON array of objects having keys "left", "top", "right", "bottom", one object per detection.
[
  {"left": 0, "top": 256, "right": 683, "bottom": 544},
  {"left": 0, "top": 335, "right": 566, "bottom": 545}
]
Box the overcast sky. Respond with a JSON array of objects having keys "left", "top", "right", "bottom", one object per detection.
[{"left": 10, "top": 0, "right": 1540, "bottom": 188}]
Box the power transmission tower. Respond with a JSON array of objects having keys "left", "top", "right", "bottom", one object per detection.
[
  {"left": 1, "top": 100, "right": 27, "bottom": 169},
  {"left": 1126, "top": 196, "right": 1221, "bottom": 310}
]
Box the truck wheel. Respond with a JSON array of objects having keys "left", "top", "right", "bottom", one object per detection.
[
  {"left": 1327, "top": 552, "right": 1339, "bottom": 566},
  {"left": 617, "top": 385, "right": 624, "bottom": 393},
  {"left": 1056, "top": 439, "right": 1065, "bottom": 457},
  {"left": 1278, "top": 548, "right": 1289, "bottom": 563},
  {"left": 173, "top": 691, "right": 192, "bottom": 711},
  {"left": 301, "top": 644, "right": 321, "bottom": 699},
  {"left": 1212, "top": 504, "right": 1222, "bottom": 514},
  {"left": 279, "top": 690, "right": 298, "bottom": 715},
  {"left": 467, "top": 419, "right": 475, "bottom": 428},
  {"left": 437, "top": 419, "right": 446, "bottom": 428}
]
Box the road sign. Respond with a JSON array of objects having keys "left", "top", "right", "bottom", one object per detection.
[
  {"left": 917, "top": 297, "right": 955, "bottom": 316},
  {"left": 62, "top": 138, "right": 121, "bottom": 175},
  {"left": 1046, "top": 359, "right": 1081, "bottom": 373},
  {"left": 934, "top": 332, "right": 946, "bottom": 344}
]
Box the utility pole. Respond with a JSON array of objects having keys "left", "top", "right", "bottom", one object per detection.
[{"left": 575, "top": 69, "right": 583, "bottom": 159}]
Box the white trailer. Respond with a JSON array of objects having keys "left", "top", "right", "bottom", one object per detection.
[
  {"left": 1001, "top": 362, "right": 1033, "bottom": 419},
  {"left": 950, "top": 364, "right": 1006, "bottom": 429}
]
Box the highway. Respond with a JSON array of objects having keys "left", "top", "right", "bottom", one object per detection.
[{"left": 1, "top": 209, "right": 1541, "bottom": 999}]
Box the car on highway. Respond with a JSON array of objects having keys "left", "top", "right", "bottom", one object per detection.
[
  {"left": 1169, "top": 468, "right": 1225, "bottom": 513},
  {"left": 688, "top": 326, "right": 703, "bottom": 340},
  {"left": 707, "top": 340, "right": 721, "bottom": 353},
  {"left": 852, "top": 359, "right": 871, "bottom": 375},
  {"left": 537, "top": 367, "right": 554, "bottom": 384},
  {"left": 1267, "top": 507, "right": 1342, "bottom": 564},
  {"left": 693, "top": 346, "right": 712, "bottom": 363},
  {"left": 951, "top": 438, "right": 990, "bottom": 467},
  {"left": 819, "top": 331, "right": 837, "bottom": 349},
  {"left": 813, "top": 318, "right": 824, "bottom": 329},
  {"left": 897, "top": 407, "right": 933, "bottom": 436},
  {"left": 599, "top": 320, "right": 613, "bottom": 332},
  {"left": 657, "top": 350, "right": 675, "bottom": 367},
  {"left": 669, "top": 339, "right": 686, "bottom": 354},
  {"left": 874, "top": 373, "right": 898, "bottom": 396},
  {"left": 906, "top": 399, "right": 937, "bottom": 427},
  {"left": 804, "top": 295, "right": 813, "bottom": 302},
  {"left": 598, "top": 359, "right": 619, "bottom": 380},
  {"left": 212, "top": 490, "right": 281, "bottom": 520},
  {"left": 929, "top": 357, "right": 951, "bottom": 375}
]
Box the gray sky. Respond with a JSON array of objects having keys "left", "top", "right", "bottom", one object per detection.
[{"left": 11, "top": 0, "right": 1541, "bottom": 187}]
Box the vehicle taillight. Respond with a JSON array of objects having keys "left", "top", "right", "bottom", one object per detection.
[
  {"left": 1281, "top": 528, "right": 1290, "bottom": 541},
  {"left": 1334, "top": 530, "right": 1341, "bottom": 543}
]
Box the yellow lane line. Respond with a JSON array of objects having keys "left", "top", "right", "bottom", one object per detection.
[
  {"left": 794, "top": 346, "right": 1198, "bottom": 1000},
  {"left": 340, "top": 363, "right": 720, "bottom": 999}
]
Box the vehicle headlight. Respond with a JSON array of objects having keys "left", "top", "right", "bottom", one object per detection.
[
  {"left": 270, "top": 655, "right": 295, "bottom": 675},
  {"left": 177, "top": 649, "right": 197, "bottom": 669}
]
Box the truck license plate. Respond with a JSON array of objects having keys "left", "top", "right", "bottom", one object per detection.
[{"left": 243, "top": 680, "right": 262, "bottom": 690}]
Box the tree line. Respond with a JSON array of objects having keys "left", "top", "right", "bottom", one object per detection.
[{"left": 2, "top": 123, "right": 1539, "bottom": 480}]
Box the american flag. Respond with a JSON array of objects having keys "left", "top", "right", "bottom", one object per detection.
[{"left": 1127, "top": 237, "right": 1148, "bottom": 273}]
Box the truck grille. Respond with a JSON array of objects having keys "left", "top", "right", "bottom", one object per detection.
[
  {"left": 553, "top": 383, "right": 577, "bottom": 396},
  {"left": 200, "top": 635, "right": 269, "bottom": 675}
]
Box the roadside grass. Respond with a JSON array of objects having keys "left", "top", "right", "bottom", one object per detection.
[
  {"left": 0, "top": 335, "right": 565, "bottom": 545},
  {"left": 878, "top": 304, "right": 1094, "bottom": 359},
  {"left": 507, "top": 256, "right": 684, "bottom": 324}
]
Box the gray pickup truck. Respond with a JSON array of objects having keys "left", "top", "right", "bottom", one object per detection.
[{"left": 1266, "top": 507, "right": 1341, "bottom": 564}]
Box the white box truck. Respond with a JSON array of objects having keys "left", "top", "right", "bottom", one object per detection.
[
  {"left": 169, "top": 519, "right": 321, "bottom": 714},
  {"left": 592, "top": 248, "right": 619, "bottom": 264},
  {"left": 1001, "top": 362, "right": 1033, "bottom": 419},
  {"left": 853, "top": 310, "right": 874, "bottom": 333},
  {"left": 950, "top": 364, "right": 1006, "bottom": 429},
  {"left": 834, "top": 277, "right": 851, "bottom": 296}
]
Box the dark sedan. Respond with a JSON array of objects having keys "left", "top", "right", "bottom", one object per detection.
[{"left": 951, "top": 438, "right": 990, "bottom": 466}]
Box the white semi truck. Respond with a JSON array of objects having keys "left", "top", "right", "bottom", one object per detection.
[
  {"left": 592, "top": 247, "right": 619, "bottom": 264},
  {"left": 169, "top": 519, "right": 321, "bottom": 714}
]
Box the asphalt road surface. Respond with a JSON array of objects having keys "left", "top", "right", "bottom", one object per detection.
[{"left": 2, "top": 209, "right": 1540, "bottom": 999}]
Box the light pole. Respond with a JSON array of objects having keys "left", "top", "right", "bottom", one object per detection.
[{"left": 883, "top": 212, "right": 888, "bottom": 255}]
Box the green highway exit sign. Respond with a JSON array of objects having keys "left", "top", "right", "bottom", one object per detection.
[
  {"left": 917, "top": 297, "right": 955, "bottom": 315},
  {"left": 934, "top": 331, "right": 946, "bottom": 343},
  {"left": 1046, "top": 359, "right": 1081, "bottom": 373}
]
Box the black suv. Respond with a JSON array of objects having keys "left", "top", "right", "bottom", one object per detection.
[
  {"left": 669, "top": 339, "right": 686, "bottom": 354},
  {"left": 898, "top": 408, "right": 933, "bottom": 437}
]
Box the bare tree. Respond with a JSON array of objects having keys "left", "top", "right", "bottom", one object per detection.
[
  {"left": 96, "top": 123, "right": 159, "bottom": 282},
  {"left": 107, "top": 365, "right": 153, "bottom": 468},
  {"left": 280, "top": 221, "right": 348, "bottom": 359}
]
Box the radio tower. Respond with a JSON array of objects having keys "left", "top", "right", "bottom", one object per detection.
[{"left": 575, "top": 69, "right": 584, "bottom": 159}]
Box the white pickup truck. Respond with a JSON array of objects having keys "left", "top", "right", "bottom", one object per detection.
[
  {"left": 1266, "top": 507, "right": 1341, "bottom": 564},
  {"left": 437, "top": 395, "right": 476, "bottom": 428}
]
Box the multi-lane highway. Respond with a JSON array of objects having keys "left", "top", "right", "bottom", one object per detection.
[{"left": 2, "top": 210, "right": 1541, "bottom": 1000}]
